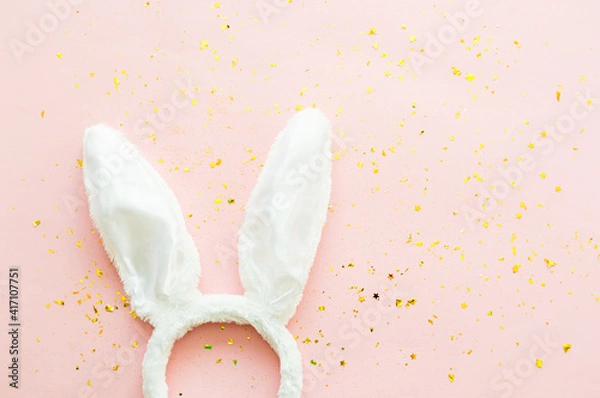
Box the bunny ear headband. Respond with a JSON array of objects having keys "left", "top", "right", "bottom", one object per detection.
[{"left": 82, "top": 108, "right": 332, "bottom": 398}]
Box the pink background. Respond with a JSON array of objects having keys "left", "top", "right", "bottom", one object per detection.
[{"left": 1, "top": 0, "right": 599, "bottom": 397}]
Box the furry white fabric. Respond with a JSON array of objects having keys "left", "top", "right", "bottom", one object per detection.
[{"left": 82, "top": 108, "right": 333, "bottom": 398}]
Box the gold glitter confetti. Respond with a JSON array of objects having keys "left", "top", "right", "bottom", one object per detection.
[
  {"left": 132, "top": 341, "right": 139, "bottom": 348},
  {"left": 544, "top": 259, "right": 556, "bottom": 268},
  {"left": 563, "top": 344, "right": 571, "bottom": 353},
  {"left": 54, "top": 300, "right": 64, "bottom": 306},
  {"left": 556, "top": 91, "right": 561, "bottom": 101},
  {"left": 96, "top": 269, "right": 103, "bottom": 279},
  {"left": 367, "top": 27, "right": 377, "bottom": 35},
  {"left": 409, "top": 35, "right": 416, "bottom": 42},
  {"left": 318, "top": 305, "right": 325, "bottom": 311},
  {"left": 555, "top": 186, "right": 562, "bottom": 192},
  {"left": 448, "top": 373, "right": 455, "bottom": 383},
  {"left": 228, "top": 338, "right": 233, "bottom": 345},
  {"left": 465, "top": 74, "right": 475, "bottom": 82},
  {"left": 32, "top": 220, "right": 41, "bottom": 227},
  {"left": 56, "top": 53, "right": 63, "bottom": 59},
  {"left": 460, "top": 302, "right": 468, "bottom": 309},
  {"left": 105, "top": 305, "right": 115, "bottom": 312},
  {"left": 40, "top": 111, "right": 45, "bottom": 118},
  {"left": 200, "top": 40, "right": 209, "bottom": 50},
  {"left": 227, "top": 199, "right": 235, "bottom": 204},
  {"left": 112, "top": 364, "right": 119, "bottom": 371},
  {"left": 535, "top": 359, "right": 543, "bottom": 368},
  {"left": 216, "top": 358, "right": 222, "bottom": 363},
  {"left": 340, "top": 360, "right": 346, "bottom": 367}
]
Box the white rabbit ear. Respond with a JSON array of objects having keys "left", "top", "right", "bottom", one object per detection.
[
  {"left": 238, "top": 108, "right": 332, "bottom": 324},
  {"left": 83, "top": 124, "right": 201, "bottom": 322}
]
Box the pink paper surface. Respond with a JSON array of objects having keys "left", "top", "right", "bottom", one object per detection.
[{"left": 1, "top": 1, "right": 599, "bottom": 397}]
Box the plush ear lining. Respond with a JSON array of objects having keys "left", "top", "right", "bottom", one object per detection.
[
  {"left": 237, "top": 108, "right": 332, "bottom": 324},
  {"left": 83, "top": 124, "right": 201, "bottom": 322}
]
